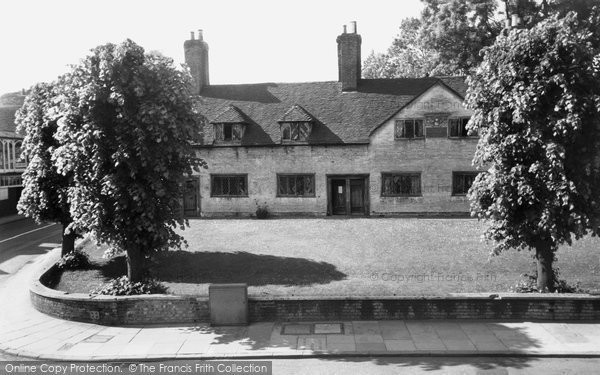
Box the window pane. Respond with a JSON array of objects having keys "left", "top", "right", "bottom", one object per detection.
[
  {"left": 298, "top": 123, "right": 310, "bottom": 140},
  {"left": 289, "top": 176, "right": 296, "bottom": 195},
  {"left": 291, "top": 123, "right": 299, "bottom": 140},
  {"left": 405, "top": 120, "right": 415, "bottom": 138},
  {"left": 461, "top": 118, "right": 470, "bottom": 137},
  {"left": 232, "top": 124, "right": 242, "bottom": 140},
  {"left": 223, "top": 124, "right": 233, "bottom": 140},
  {"left": 414, "top": 120, "right": 423, "bottom": 137},
  {"left": 296, "top": 176, "right": 305, "bottom": 195},
  {"left": 282, "top": 124, "right": 291, "bottom": 140},
  {"left": 449, "top": 119, "right": 459, "bottom": 137},
  {"left": 410, "top": 175, "right": 421, "bottom": 195},
  {"left": 278, "top": 176, "right": 287, "bottom": 195},
  {"left": 305, "top": 175, "right": 314, "bottom": 195}
]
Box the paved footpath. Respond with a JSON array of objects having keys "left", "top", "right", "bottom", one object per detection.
[{"left": 1, "top": 251, "right": 600, "bottom": 361}]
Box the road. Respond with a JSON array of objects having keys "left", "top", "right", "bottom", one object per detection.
[{"left": 0, "top": 218, "right": 62, "bottom": 283}]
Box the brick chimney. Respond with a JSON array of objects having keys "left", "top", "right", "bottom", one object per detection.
[
  {"left": 184, "top": 30, "right": 210, "bottom": 94},
  {"left": 336, "top": 21, "right": 361, "bottom": 92}
]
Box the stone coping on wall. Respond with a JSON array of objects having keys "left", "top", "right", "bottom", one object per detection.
[{"left": 31, "top": 249, "right": 600, "bottom": 325}]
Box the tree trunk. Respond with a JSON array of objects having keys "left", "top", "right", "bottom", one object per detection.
[
  {"left": 61, "top": 226, "right": 76, "bottom": 257},
  {"left": 126, "top": 247, "right": 145, "bottom": 282},
  {"left": 535, "top": 240, "right": 555, "bottom": 292}
]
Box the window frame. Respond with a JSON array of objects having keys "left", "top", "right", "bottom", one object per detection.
[
  {"left": 381, "top": 172, "right": 422, "bottom": 197},
  {"left": 448, "top": 117, "right": 476, "bottom": 138},
  {"left": 280, "top": 121, "right": 312, "bottom": 143},
  {"left": 210, "top": 174, "right": 249, "bottom": 197},
  {"left": 395, "top": 119, "right": 425, "bottom": 140},
  {"left": 276, "top": 173, "right": 316, "bottom": 198},
  {"left": 451, "top": 171, "right": 478, "bottom": 196},
  {"left": 214, "top": 123, "right": 244, "bottom": 143}
]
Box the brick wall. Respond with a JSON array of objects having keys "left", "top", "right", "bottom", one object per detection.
[{"left": 32, "top": 262, "right": 600, "bottom": 325}]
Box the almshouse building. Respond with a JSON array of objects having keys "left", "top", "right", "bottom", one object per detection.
[
  {"left": 184, "top": 22, "right": 479, "bottom": 217},
  {"left": 182, "top": 22, "right": 479, "bottom": 217}
]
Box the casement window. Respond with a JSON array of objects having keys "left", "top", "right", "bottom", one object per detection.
[
  {"left": 214, "top": 123, "right": 244, "bottom": 142},
  {"left": 448, "top": 117, "right": 474, "bottom": 137},
  {"left": 277, "top": 174, "right": 315, "bottom": 197},
  {"left": 395, "top": 119, "right": 424, "bottom": 139},
  {"left": 452, "top": 172, "right": 478, "bottom": 195},
  {"left": 211, "top": 175, "right": 248, "bottom": 197},
  {"left": 281, "top": 122, "right": 312, "bottom": 142},
  {"left": 381, "top": 173, "right": 422, "bottom": 197}
]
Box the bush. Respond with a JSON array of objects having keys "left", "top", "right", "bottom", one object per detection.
[
  {"left": 56, "top": 250, "right": 91, "bottom": 270},
  {"left": 89, "top": 276, "right": 168, "bottom": 296},
  {"left": 510, "top": 267, "right": 587, "bottom": 293},
  {"left": 255, "top": 203, "right": 270, "bottom": 219}
]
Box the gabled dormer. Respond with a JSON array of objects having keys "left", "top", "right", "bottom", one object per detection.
[
  {"left": 212, "top": 105, "right": 248, "bottom": 144},
  {"left": 278, "top": 105, "right": 314, "bottom": 143}
]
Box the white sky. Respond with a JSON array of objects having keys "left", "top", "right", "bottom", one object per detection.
[{"left": 0, "top": 0, "right": 424, "bottom": 94}]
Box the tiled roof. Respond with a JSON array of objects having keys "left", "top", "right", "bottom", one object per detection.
[
  {"left": 197, "top": 77, "right": 467, "bottom": 146},
  {"left": 279, "top": 104, "right": 314, "bottom": 122},
  {"left": 212, "top": 105, "right": 249, "bottom": 123}
]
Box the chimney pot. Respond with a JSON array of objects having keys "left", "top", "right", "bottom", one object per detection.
[
  {"left": 198, "top": 29, "right": 203, "bottom": 41},
  {"left": 190, "top": 31, "right": 195, "bottom": 40},
  {"left": 349, "top": 21, "right": 357, "bottom": 34},
  {"left": 343, "top": 25, "right": 347, "bottom": 34}
]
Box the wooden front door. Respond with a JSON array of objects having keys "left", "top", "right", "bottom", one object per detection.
[
  {"left": 183, "top": 179, "right": 199, "bottom": 217},
  {"left": 328, "top": 175, "right": 368, "bottom": 216},
  {"left": 331, "top": 179, "right": 347, "bottom": 215},
  {"left": 350, "top": 179, "right": 365, "bottom": 214}
]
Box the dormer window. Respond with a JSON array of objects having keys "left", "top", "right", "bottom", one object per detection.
[
  {"left": 281, "top": 121, "right": 312, "bottom": 142},
  {"left": 279, "top": 104, "right": 315, "bottom": 143},
  {"left": 211, "top": 105, "right": 249, "bottom": 144},
  {"left": 215, "top": 123, "right": 244, "bottom": 142}
]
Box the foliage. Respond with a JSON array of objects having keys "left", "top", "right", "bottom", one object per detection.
[
  {"left": 49, "top": 39, "right": 207, "bottom": 280},
  {"left": 56, "top": 250, "right": 90, "bottom": 270},
  {"left": 510, "top": 267, "right": 586, "bottom": 293},
  {"left": 255, "top": 201, "right": 270, "bottom": 219},
  {"left": 466, "top": 10, "right": 600, "bottom": 289},
  {"left": 363, "top": 18, "right": 442, "bottom": 78},
  {"left": 419, "top": 0, "right": 501, "bottom": 75},
  {"left": 16, "top": 83, "right": 72, "bottom": 226},
  {"left": 89, "top": 276, "right": 168, "bottom": 296},
  {"left": 363, "top": 0, "right": 598, "bottom": 79}
]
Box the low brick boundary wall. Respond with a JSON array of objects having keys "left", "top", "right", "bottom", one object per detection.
[{"left": 31, "top": 250, "right": 600, "bottom": 325}]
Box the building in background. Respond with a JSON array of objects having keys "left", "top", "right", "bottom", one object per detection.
[
  {"left": 184, "top": 22, "right": 479, "bottom": 217},
  {"left": 0, "top": 93, "right": 26, "bottom": 218}
]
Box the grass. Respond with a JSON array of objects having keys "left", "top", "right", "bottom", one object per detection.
[{"left": 53, "top": 218, "right": 600, "bottom": 297}]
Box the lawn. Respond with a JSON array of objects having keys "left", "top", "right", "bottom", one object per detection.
[{"left": 53, "top": 218, "right": 600, "bottom": 296}]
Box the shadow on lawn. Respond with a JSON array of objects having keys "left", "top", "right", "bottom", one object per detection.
[{"left": 99, "top": 251, "right": 347, "bottom": 286}]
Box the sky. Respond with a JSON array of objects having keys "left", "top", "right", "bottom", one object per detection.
[{"left": 0, "top": 0, "right": 424, "bottom": 94}]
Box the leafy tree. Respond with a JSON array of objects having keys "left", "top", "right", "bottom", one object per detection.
[
  {"left": 363, "top": 18, "right": 442, "bottom": 78},
  {"left": 363, "top": 0, "right": 597, "bottom": 79},
  {"left": 53, "top": 40, "right": 206, "bottom": 282},
  {"left": 465, "top": 10, "right": 600, "bottom": 291},
  {"left": 419, "top": 0, "right": 501, "bottom": 75},
  {"left": 16, "top": 82, "right": 77, "bottom": 256}
]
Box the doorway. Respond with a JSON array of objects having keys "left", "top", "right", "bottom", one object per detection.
[
  {"left": 183, "top": 178, "right": 200, "bottom": 217},
  {"left": 327, "top": 175, "right": 369, "bottom": 216}
]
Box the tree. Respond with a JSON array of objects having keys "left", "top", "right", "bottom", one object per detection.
[
  {"left": 419, "top": 0, "right": 501, "bottom": 75},
  {"left": 363, "top": 18, "right": 442, "bottom": 78},
  {"left": 363, "top": 0, "right": 597, "bottom": 79},
  {"left": 16, "top": 82, "right": 77, "bottom": 256},
  {"left": 52, "top": 40, "right": 206, "bottom": 282},
  {"left": 465, "top": 10, "right": 600, "bottom": 291}
]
